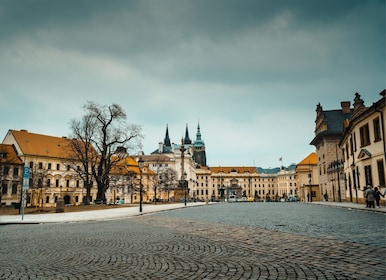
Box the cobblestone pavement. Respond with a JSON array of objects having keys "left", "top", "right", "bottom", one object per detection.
[{"left": 1, "top": 203, "right": 385, "bottom": 279}]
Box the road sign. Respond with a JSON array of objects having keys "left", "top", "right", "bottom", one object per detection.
[{"left": 23, "top": 166, "right": 30, "bottom": 189}]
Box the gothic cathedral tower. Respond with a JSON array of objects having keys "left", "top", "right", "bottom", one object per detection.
[{"left": 193, "top": 122, "right": 207, "bottom": 167}]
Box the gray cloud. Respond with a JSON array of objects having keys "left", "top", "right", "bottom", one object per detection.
[{"left": 0, "top": 0, "right": 384, "bottom": 167}]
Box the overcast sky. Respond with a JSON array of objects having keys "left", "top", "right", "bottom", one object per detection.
[{"left": 0, "top": 0, "right": 384, "bottom": 168}]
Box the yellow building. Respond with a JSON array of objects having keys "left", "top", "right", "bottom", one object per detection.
[
  {"left": 296, "top": 152, "right": 319, "bottom": 202},
  {"left": 2, "top": 129, "right": 95, "bottom": 206},
  {"left": 209, "top": 167, "right": 258, "bottom": 201}
]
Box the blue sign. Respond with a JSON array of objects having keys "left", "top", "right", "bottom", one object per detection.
[
  {"left": 23, "top": 166, "right": 30, "bottom": 189},
  {"left": 23, "top": 166, "right": 30, "bottom": 178}
]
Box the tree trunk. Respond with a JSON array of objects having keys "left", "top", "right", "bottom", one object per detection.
[{"left": 96, "top": 182, "right": 106, "bottom": 200}]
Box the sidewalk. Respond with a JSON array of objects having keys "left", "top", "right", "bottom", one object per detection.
[
  {"left": 1, "top": 201, "right": 384, "bottom": 225},
  {"left": 311, "top": 201, "right": 386, "bottom": 213},
  {"left": 0, "top": 202, "right": 207, "bottom": 225}
]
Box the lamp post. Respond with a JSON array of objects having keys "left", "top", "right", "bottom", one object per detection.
[
  {"left": 184, "top": 171, "right": 187, "bottom": 206},
  {"left": 308, "top": 173, "right": 312, "bottom": 202},
  {"left": 138, "top": 157, "right": 144, "bottom": 213},
  {"left": 205, "top": 178, "right": 208, "bottom": 204}
]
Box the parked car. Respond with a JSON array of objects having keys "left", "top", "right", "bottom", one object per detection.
[
  {"left": 237, "top": 197, "right": 247, "bottom": 202},
  {"left": 94, "top": 199, "right": 106, "bottom": 204},
  {"left": 288, "top": 196, "right": 297, "bottom": 202},
  {"left": 228, "top": 195, "right": 236, "bottom": 202}
]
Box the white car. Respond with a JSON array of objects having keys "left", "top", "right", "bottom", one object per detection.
[{"left": 228, "top": 195, "right": 236, "bottom": 202}]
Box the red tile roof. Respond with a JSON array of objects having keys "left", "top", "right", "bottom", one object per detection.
[
  {"left": 9, "top": 129, "right": 78, "bottom": 159},
  {"left": 0, "top": 144, "right": 23, "bottom": 165}
]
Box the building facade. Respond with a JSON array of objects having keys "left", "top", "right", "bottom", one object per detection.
[
  {"left": 310, "top": 100, "right": 352, "bottom": 201},
  {"left": 209, "top": 167, "right": 258, "bottom": 201},
  {"left": 0, "top": 144, "right": 23, "bottom": 207},
  {"left": 2, "top": 129, "right": 95, "bottom": 207},
  {"left": 276, "top": 164, "right": 297, "bottom": 200},
  {"left": 339, "top": 90, "right": 385, "bottom": 204},
  {"left": 296, "top": 152, "right": 319, "bottom": 202}
]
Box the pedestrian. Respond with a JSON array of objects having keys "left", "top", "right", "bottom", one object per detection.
[
  {"left": 363, "top": 186, "right": 369, "bottom": 207},
  {"left": 324, "top": 192, "right": 328, "bottom": 201},
  {"left": 373, "top": 187, "right": 384, "bottom": 208},
  {"left": 364, "top": 185, "right": 375, "bottom": 208}
]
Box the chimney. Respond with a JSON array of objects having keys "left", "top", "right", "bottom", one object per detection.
[{"left": 340, "top": 101, "right": 351, "bottom": 114}]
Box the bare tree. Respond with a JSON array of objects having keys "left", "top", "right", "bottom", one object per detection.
[
  {"left": 158, "top": 168, "right": 178, "bottom": 201},
  {"left": 69, "top": 101, "right": 143, "bottom": 202},
  {"left": 29, "top": 162, "right": 48, "bottom": 208},
  {"left": 67, "top": 112, "right": 98, "bottom": 204}
]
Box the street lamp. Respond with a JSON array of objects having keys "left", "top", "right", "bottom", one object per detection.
[
  {"left": 138, "top": 157, "right": 144, "bottom": 213},
  {"left": 183, "top": 171, "right": 187, "bottom": 206},
  {"left": 308, "top": 173, "right": 312, "bottom": 202},
  {"left": 205, "top": 178, "right": 208, "bottom": 204}
]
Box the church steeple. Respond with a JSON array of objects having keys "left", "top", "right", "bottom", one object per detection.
[
  {"left": 164, "top": 124, "right": 171, "bottom": 147},
  {"left": 183, "top": 123, "right": 192, "bottom": 144},
  {"left": 194, "top": 122, "right": 204, "bottom": 146},
  {"left": 192, "top": 121, "right": 206, "bottom": 167}
]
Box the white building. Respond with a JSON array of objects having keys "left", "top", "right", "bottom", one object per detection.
[{"left": 340, "top": 90, "right": 385, "bottom": 204}]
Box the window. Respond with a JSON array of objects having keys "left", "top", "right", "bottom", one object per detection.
[
  {"left": 359, "top": 124, "right": 370, "bottom": 147},
  {"left": 47, "top": 179, "right": 51, "bottom": 187},
  {"left": 4, "top": 166, "right": 9, "bottom": 175},
  {"left": 353, "top": 132, "right": 357, "bottom": 152},
  {"left": 377, "top": 160, "right": 385, "bottom": 187},
  {"left": 2, "top": 184, "right": 7, "bottom": 194},
  {"left": 55, "top": 179, "right": 59, "bottom": 187},
  {"left": 364, "top": 165, "right": 373, "bottom": 187},
  {"left": 0, "top": 152, "right": 7, "bottom": 158},
  {"left": 48, "top": 163, "right": 52, "bottom": 170},
  {"left": 345, "top": 144, "right": 349, "bottom": 159},
  {"left": 66, "top": 180, "right": 70, "bottom": 188},
  {"left": 57, "top": 164, "right": 60, "bottom": 170},
  {"left": 39, "top": 162, "right": 43, "bottom": 169},
  {"left": 13, "top": 167, "right": 18, "bottom": 176},
  {"left": 373, "top": 117, "right": 381, "bottom": 142},
  {"left": 12, "top": 184, "right": 17, "bottom": 194},
  {"left": 29, "top": 162, "right": 33, "bottom": 168}
]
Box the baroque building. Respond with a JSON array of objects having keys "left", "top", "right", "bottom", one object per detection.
[
  {"left": 0, "top": 144, "right": 23, "bottom": 207},
  {"left": 209, "top": 166, "right": 258, "bottom": 201},
  {"left": 2, "top": 129, "right": 94, "bottom": 207},
  {"left": 339, "top": 90, "right": 385, "bottom": 204},
  {"left": 1, "top": 129, "right": 148, "bottom": 207},
  {"left": 296, "top": 152, "right": 319, "bottom": 202},
  {"left": 310, "top": 99, "right": 352, "bottom": 201}
]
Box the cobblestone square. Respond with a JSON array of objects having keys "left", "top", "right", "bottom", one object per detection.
[{"left": 1, "top": 203, "right": 385, "bottom": 279}]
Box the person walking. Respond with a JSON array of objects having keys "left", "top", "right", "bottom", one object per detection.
[
  {"left": 365, "top": 186, "right": 375, "bottom": 208},
  {"left": 373, "top": 187, "right": 384, "bottom": 208}
]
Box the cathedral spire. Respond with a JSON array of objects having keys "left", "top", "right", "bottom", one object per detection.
[
  {"left": 196, "top": 122, "right": 202, "bottom": 142},
  {"left": 184, "top": 123, "right": 192, "bottom": 144},
  {"left": 164, "top": 124, "right": 171, "bottom": 147}
]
